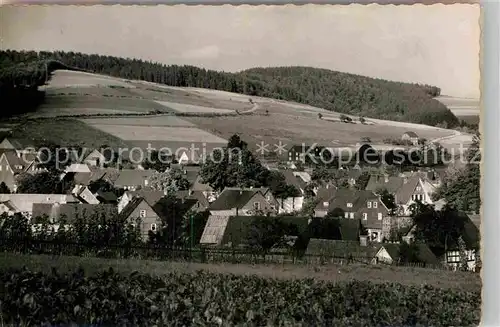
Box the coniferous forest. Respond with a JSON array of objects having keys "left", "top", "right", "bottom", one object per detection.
[{"left": 1, "top": 49, "right": 459, "bottom": 127}]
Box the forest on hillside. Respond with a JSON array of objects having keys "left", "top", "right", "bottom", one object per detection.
[{"left": 0, "top": 49, "right": 459, "bottom": 127}]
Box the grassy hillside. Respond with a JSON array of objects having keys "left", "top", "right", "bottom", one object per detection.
[{"left": 1, "top": 50, "right": 459, "bottom": 127}]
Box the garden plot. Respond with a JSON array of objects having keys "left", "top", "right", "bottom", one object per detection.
[
  {"left": 88, "top": 124, "right": 227, "bottom": 143},
  {"left": 81, "top": 116, "right": 195, "bottom": 127},
  {"left": 155, "top": 101, "right": 235, "bottom": 114}
]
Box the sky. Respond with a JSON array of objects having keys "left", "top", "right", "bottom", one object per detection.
[{"left": 1, "top": 4, "right": 480, "bottom": 98}]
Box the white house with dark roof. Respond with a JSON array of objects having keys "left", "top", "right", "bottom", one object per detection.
[
  {"left": 401, "top": 131, "right": 419, "bottom": 145},
  {"left": 315, "top": 189, "right": 391, "bottom": 242},
  {"left": 113, "top": 169, "right": 156, "bottom": 191}
]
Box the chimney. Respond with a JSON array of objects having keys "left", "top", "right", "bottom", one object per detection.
[{"left": 359, "top": 235, "right": 368, "bottom": 247}]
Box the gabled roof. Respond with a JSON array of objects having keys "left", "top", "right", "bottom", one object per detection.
[
  {"left": 325, "top": 189, "right": 385, "bottom": 212},
  {"left": 305, "top": 239, "right": 380, "bottom": 259},
  {"left": 95, "top": 190, "right": 118, "bottom": 203},
  {"left": 0, "top": 150, "right": 35, "bottom": 174},
  {"left": 0, "top": 194, "right": 79, "bottom": 213},
  {"left": 394, "top": 176, "right": 421, "bottom": 204},
  {"left": 0, "top": 138, "right": 35, "bottom": 151},
  {"left": 118, "top": 197, "right": 155, "bottom": 221},
  {"left": 219, "top": 215, "right": 311, "bottom": 248},
  {"left": 281, "top": 170, "right": 307, "bottom": 191},
  {"left": 208, "top": 188, "right": 264, "bottom": 211},
  {"left": 176, "top": 190, "right": 209, "bottom": 209},
  {"left": 380, "top": 243, "right": 440, "bottom": 265},
  {"left": 315, "top": 185, "right": 337, "bottom": 204},
  {"left": 365, "top": 175, "right": 404, "bottom": 194},
  {"left": 307, "top": 217, "right": 361, "bottom": 241},
  {"left": 65, "top": 163, "right": 91, "bottom": 173},
  {"left": 32, "top": 203, "right": 117, "bottom": 224},
  {"left": 403, "top": 131, "right": 418, "bottom": 138},
  {"left": 0, "top": 200, "right": 19, "bottom": 212},
  {"left": 114, "top": 169, "right": 156, "bottom": 188},
  {"left": 126, "top": 189, "right": 165, "bottom": 207}
]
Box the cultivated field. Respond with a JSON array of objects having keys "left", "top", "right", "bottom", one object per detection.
[
  {"left": 155, "top": 100, "right": 236, "bottom": 114},
  {"left": 43, "top": 70, "right": 134, "bottom": 89},
  {"left": 80, "top": 116, "right": 196, "bottom": 127},
  {"left": 88, "top": 124, "right": 227, "bottom": 143},
  {"left": 435, "top": 96, "right": 480, "bottom": 117}
]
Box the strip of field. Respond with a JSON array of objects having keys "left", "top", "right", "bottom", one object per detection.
[
  {"left": 28, "top": 108, "right": 140, "bottom": 117},
  {"left": 10, "top": 119, "right": 130, "bottom": 150},
  {"left": 88, "top": 124, "right": 227, "bottom": 143},
  {"left": 155, "top": 100, "right": 235, "bottom": 114},
  {"left": 0, "top": 253, "right": 480, "bottom": 292},
  {"left": 45, "top": 70, "right": 134, "bottom": 89},
  {"left": 80, "top": 116, "right": 195, "bottom": 127}
]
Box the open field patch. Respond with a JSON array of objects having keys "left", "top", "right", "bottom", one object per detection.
[
  {"left": 38, "top": 94, "right": 170, "bottom": 114},
  {"left": 80, "top": 115, "right": 195, "bottom": 127},
  {"left": 44, "top": 70, "right": 134, "bottom": 89},
  {"left": 88, "top": 124, "right": 227, "bottom": 143},
  {"left": 155, "top": 100, "right": 236, "bottom": 114},
  {"left": 28, "top": 108, "right": 140, "bottom": 118},
  {"left": 0, "top": 253, "right": 481, "bottom": 292},
  {"left": 186, "top": 112, "right": 457, "bottom": 149},
  {"left": 10, "top": 118, "right": 129, "bottom": 149}
]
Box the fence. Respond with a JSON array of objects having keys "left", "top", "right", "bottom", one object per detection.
[{"left": 0, "top": 237, "right": 454, "bottom": 270}]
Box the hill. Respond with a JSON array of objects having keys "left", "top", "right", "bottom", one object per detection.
[{"left": 0, "top": 50, "right": 459, "bottom": 127}]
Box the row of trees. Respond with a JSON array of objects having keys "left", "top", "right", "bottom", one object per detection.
[{"left": 1, "top": 49, "right": 459, "bottom": 127}]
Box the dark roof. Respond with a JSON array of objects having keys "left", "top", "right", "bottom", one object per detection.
[
  {"left": 381, "top": 243, "right": 440, "bottom": 265},
  {"left": 305, "top": 239, "right": 380, "bottom": 259},
  {"left": 0, "top": 200, "right": 18, "bottom": 211},
  {"left": 152, "top": 196, "right": 199, "bottom": 221},
  {"left": 403, "top": 131, "right": 418, "bottom": 138},
  {"left": 307, "top": 217, "right": 361, "bottom": 241},
  {"left": 118, "top": 197, "right": 152, "bottom": 222},
  {"left": 127, "top": 190, "right": 165, "bottom": 207},
  {"left": 281, "top": 170, "right": 307, "bottom": 191},
  {"left": 365, "top": 175, "right": 404, "bottom": 194},
  {"left": 220, "top": 215, "right": 311, "bottom": 248},
  {"left": 325, "top": 189, "right": 383, "bottom": 212},
  {"left": 113, "top": 169, "right": 156, "bottom": 188},
  {"left": 176, "top": 190, "right": 209, "bottom": 209},
  {"left": 95, "top": 190, "right": 118, "bottom": 203},
  {"left": 32, "top": 203, "right": 118, "bottom": 224},
  {"left": 209, "top": 188, "right": 263, "bottom": 211}
]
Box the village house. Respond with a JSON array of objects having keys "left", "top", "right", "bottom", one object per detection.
[
  {"left": 287, "top": 144, "right": 326, "bottom": 164},
  {"left": 118, "top": 196, "right": 163, "bottom": 240},
  {"left": 117, "top": 189, "right": 165, "bottom": 213},
  {"left": 82, "top": 149, "right": 115, "bottom": 167},
  {"left": 199, "top": 187, "right": 278, "bottom": 245},
  {"left": 365, "top": 174, "right": 437, "bottom": 216},
  {"left": 0, "top": 200, "right": 19, "bottom": 216},
  {"left": 401, "top": 211, "right": 480, "bottom": 271},
  {"left": 0, "top": 194, "right": 80, "bottom": 217},
  {"left": 71, "top": 185, "right": 100, "bottom": 204},
  {"left": 401, "top": 131, "right": 419, "bottom": 146},
  {"left": 176, "top": 189, "right": 210, "bottom": 213},
  {"left": 315, "top": 190, "right": 391, "bottom": 242},
  {"left": 374, "top": 242, "right": 440, "bottom": 266},
  {"left": 113, "top": 169, "right": 156, "bottom": 191},
  {"left": 190, "top": 175, "right": 216, "bottom": 202},
  {"left": 0, "top": 138, "right": 46, "bottom": 192}
]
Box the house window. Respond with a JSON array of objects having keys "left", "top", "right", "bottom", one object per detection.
[
  {"left": 144, "top": 179, "right": 149, "bottom": 186},
  {"left": 253, "top": 202, "right": 261, "bottom": 211},
  {"left": 349, "top": 212, "right": 354, "bottom": 219},
  {"left": 362, "top": 213, "right": 367, "bottom": 220},
  {"left": 139, "top": 210, "right": 147, "bottom": 218},
  {"left": 377, "top": 213, "right": 382, "bottom": 220},
  {"left": 447, "top": 251, "right": 460, "bottom": 263},
  {"left": 270, "top": 205, "right": 276, "bottom": 211},
  {"left": 416, "top": 186, "right": 422, "bottom": 191},
  {"left": 323, "top": 201, "right": 329, "bottom": 207},
  {"left": 151, "top": 223, "right": 157, "bottom": 232},
  {"left": 373, "top": 202, "right": 378, "bottom": 208},
  {"left": 344, "top": 212, "right": 349, "bottom": 218},
  {"left": 367, "top": 201, "right": 372, "bottom": 208},
  {"left": 347, "top": 203, "right": 353, "bottom": 208}
]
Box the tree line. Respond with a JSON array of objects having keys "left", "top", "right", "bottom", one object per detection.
[{"left": 0, "top": 49, "right": 459, "bottom": 127}]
